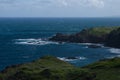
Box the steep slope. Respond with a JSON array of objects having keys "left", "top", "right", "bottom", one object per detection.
[
  {"left": 49, "top": 27, "right": 119, "bottom": 43},
  {"left": 106, "top": 28, "right": 120, "bottom": 48}
]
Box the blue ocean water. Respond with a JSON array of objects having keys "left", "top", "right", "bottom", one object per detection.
[{"left": 0, "top": 18, "right": 120, "bottom": 71}]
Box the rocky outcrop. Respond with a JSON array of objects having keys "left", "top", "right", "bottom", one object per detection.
[
  {"left": 50, "top": 27, "right": 120, "bottom": 48},
  {"left": 50, "top": 33, "right": 70, "bottom": 42},
  {"left": 50, "top": 27, "right": 118, "bottom": 44},
  {"left": 106, "top": 28, "right": 120, "bottom": 48},
  {"left": 50, "top": 31, "right": 106, "bottom": 43}
]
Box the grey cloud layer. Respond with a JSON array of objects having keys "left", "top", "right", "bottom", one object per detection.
[
  {"left": 0, "top": 0, "right": 120, "bottom": 17},
  {"left": 0, "top": 0, "right": 106, "bottom": 8}
]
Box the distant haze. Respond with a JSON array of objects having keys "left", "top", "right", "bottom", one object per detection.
[{"left": 0, "top": 0, "right": 119, "bottom": 17}]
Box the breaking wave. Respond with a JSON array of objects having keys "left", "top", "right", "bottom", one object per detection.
[
  {"left": 108, "top": 48, "right": 120, "bottom": 54},
  {"left": 57, "top": 56, "right": 87, "bottom": 62},
  {"left": 106, "top": 55, "right": 120, "bottom": 59},
  {"left": 14, "top": 38, "right": 59, "bottom": 45}
]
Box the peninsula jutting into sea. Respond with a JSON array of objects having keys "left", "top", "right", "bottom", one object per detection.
[
  {"left": 0, "top": 18, "right": 120, "bottom": 80},
  {"left": 0, "top": 0, "right": 120, "bottom": 80},
  {"left": 49, "top": 27, "right": 120, "bottom": 48}
]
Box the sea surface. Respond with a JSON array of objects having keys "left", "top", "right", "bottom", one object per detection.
[{"left": 0, "top": 18, "right": 120, "bottom": 71}]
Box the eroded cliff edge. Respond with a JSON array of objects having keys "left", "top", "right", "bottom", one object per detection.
[{"left": 49, "top": 27, "right": 120, "bottom": 48}]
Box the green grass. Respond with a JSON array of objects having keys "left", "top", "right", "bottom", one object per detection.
[
  {"left": 85, "top": 58, "right": 120, "bottom": 69},
  {"left": 82, "top": 27, "right": 119, "bottom": 37},
  {"left": 0, "top": 56, "right": 120, "bottom": 80},
  {"left": 90, "top": 69, "right": 120, "bottom": 80},
  {"left": 0, "top": 56, "right": 94, "bottom": 80},
  {"left": 84, "top": 58, "right": 120, "bottom": 80}
]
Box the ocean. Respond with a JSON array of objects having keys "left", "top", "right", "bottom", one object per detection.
[{"left": 0, "top": 18, "right": 120, "bottom": 71}]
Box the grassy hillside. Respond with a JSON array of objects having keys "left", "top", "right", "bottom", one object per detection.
[
  {"left": 83, "top": 27, "right": 119, "bottom": 36},
  {"left": 0, "top": 56, "right": 94, "bottom": 80},
  {"left": 0, "top": 56, "right": 120, "bottom": 80},
  {"left": 84, "top": 58, "right": 120, "bottom": 80}
]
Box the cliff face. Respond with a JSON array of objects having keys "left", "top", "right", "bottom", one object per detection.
[
  {"left": 71, "top": 30, "right": 106, "bottom": 43},
  {"left": 53, "top": 29, "right": 108, "bottom": 43},
  {"left": 106, "top": 28, "right": 120, "bottom": 48},
  {"left": 50, "top": 27, "right": 120, "bottom": 48}
]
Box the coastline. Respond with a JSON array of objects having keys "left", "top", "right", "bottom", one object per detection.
[
  {"left": 0, "top": 26, "right": 120, "bottom": 80},
  {"left": 49, "top": 27, "right": 120, "bottom": 48}
]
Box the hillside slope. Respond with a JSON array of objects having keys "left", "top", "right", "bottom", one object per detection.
[
  {"left": 84, "top": 58, "right": 120, "bottom": 80},
  {"left": 0, "top": 56, "right": 94, "bottom": 80},
  {"left": 0, "top": 56, "right": 120, "bottom": 80},
  {"left": 106, "top": 28, "right": 120, "bottom": 48}
]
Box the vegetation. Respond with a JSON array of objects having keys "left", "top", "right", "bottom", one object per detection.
[
  {"left": 0, "top": 56, "right": 120, "bottom": 80},
  {"left": 81, "top": 27, "right": 119, "bottom": 37},
  {"left": 84, "top": 58, "right": 120, "bottom": 80},
  {"left": 0, "top": 27, "right": 120, "bottom": 80},
  {"left": 49, "top": 27, "right": 119, "bottom": 43},
  {"left": 0, "top": 56, "right": 94, "bottom": 80},
  {"left": 50, "top": 26, "right": 120, "bottom": 48}
]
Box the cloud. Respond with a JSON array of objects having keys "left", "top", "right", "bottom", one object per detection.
[
  {"left": 0, "top": 0, "right": 120, "bottom": 17},
  {"left": 88, "top": 0, "right": 105, "bottom": 8},
  {"left": 0, "top": 0, "right": 16, "bottom": 4},
  {"left": 0, "top": 0, "right": 105, "bottom": 8}
]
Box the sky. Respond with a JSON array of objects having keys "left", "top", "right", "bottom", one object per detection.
[{"left": 0, "top": 0, "right": 119, "bottom": 17}]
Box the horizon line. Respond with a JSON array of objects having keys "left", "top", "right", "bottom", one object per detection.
[{"left": 0, "top": 16, "right": 120, "bottom": 18}]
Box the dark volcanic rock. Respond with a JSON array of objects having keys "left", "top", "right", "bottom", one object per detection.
[
  {"left": 69, "top": 29, "right": 107, "bottom": 43},
  {"left": 50, "top": 27, "right": 120, "bottom": 48},
  {"left": 49, "top": 28, "right": 108, "bottom": 43},
  {"left": 66, "top": 57, "right": 78, "bottom": 59},
  {"left": 49, "top": 33, "right": 70, "bottom": 42},
  {"left": 106, "top": 28, "right": 120, "bottom": 48}
]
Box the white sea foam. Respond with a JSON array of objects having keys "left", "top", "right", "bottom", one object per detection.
[
  {"left": 108, "top": 48, "right": 120, "bottom": 54},
  {"left": 57, "top": 56, "right": 86, "bottom": 62},
  {"left": 106, "top": 55, "right": 120, "bottom": 59},
  {"left": 79, "top": 43, "right": 104, "bottom": 48},
  {"left": 14, "top": 38, "right": 59, "bottom": 45},
  {"left": 79, "top": 43, "right": 94, "bottom": 45},
  {"left": 79, "top": 43, "right": 103, "bottom": 46}
]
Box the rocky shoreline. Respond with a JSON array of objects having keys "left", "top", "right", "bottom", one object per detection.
[
  {"left": 0, "top": 27, "right": 120, "bottom": 80},
  {"left": 49, "top": 27, "right": 120, "bottom": 48}
]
